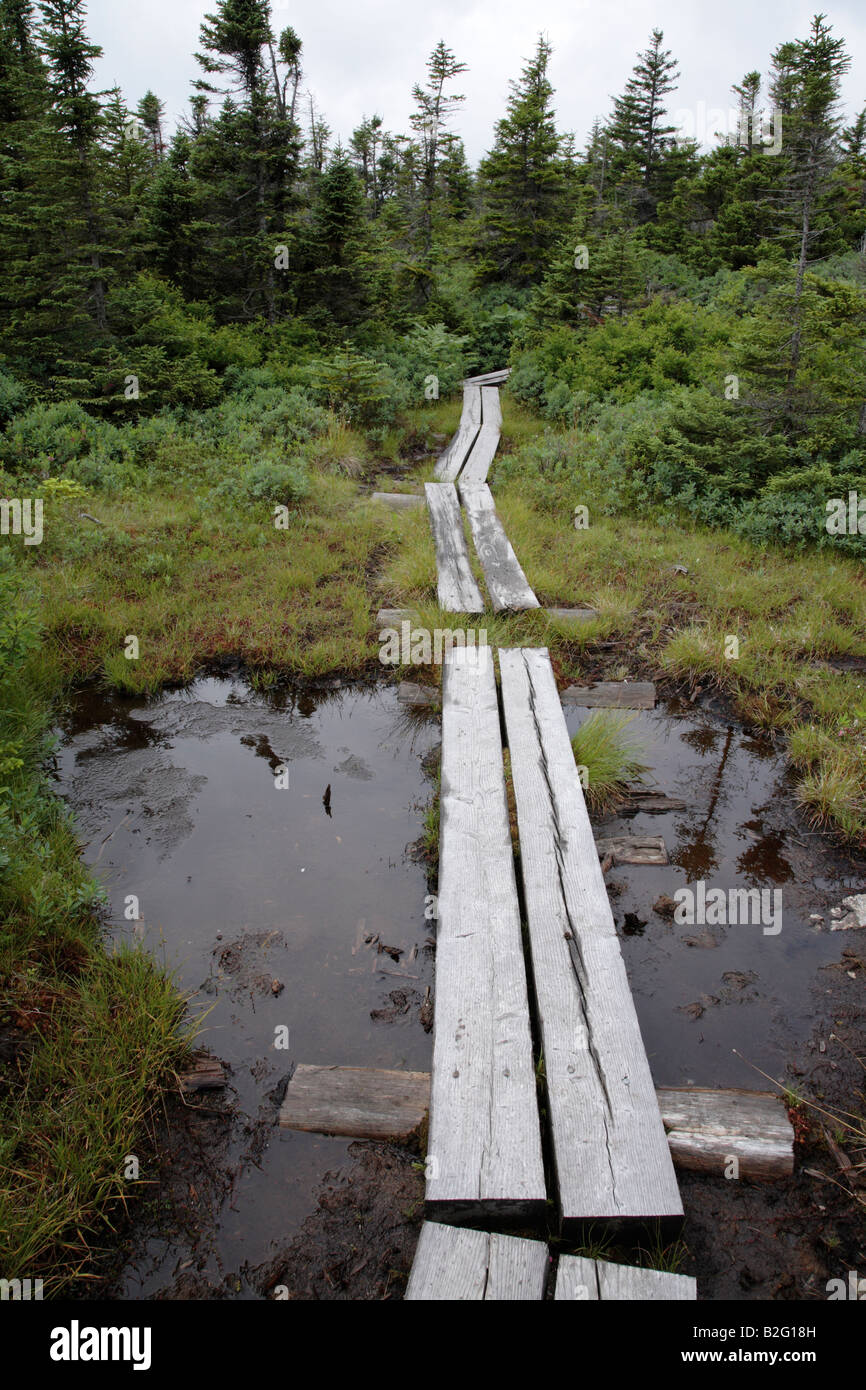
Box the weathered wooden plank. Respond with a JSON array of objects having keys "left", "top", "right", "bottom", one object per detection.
[
  {"left": 562, "top": 681, "right": 656, "bottom": 709},
  {"left": 596, "top": 835, "right": 668, "bottom": 866},
  {"left": 397, "top": 681, "right": 440, "bottom": 708},
  {"left": 459, "top": 482, "right": 539, "bottom": 613},
  {"left": 657, "top": 1087, "right": 794, "bottom": 1179},
  {"left": 555, "top": 1257, "right": 695, "bottom": 1300},
  {"left": 427, "top": 645, "right": 545, "bottom": 1224},
  {"left": 434, "top": 386, "right": 482, "bottom": 482},
  {"left": 425, "top": 483, "right": 485, "bottom": 613},
  {"left": 280, "top": 1065, "right": 430, "bottom": 1141},
  {"left": 459, "top": 387, "right": 502, "bottom": 485},
  {"left": 499, "top": 647, "right": 682, "bottom": 1233},
  {"left": 371, "top": 491, "right": 424, "bottom": 510},
  {"left": 462, "top": 369, "right": 511, "bottom": 386},
  {"left": 405, "top": 1222, "right": 547, "bottom": 1301},
  {"left": 546, "top": 607, "right": 600, "bottom": 625},
  {"left": 611, "top": 788, "right": 688, "bottom": 815}
]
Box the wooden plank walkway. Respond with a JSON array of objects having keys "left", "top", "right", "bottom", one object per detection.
[
  {"left": 555, "top": 1256, "right": 696, "bottom": 1301},
  {"left": 424, "top": 483, "right": 485, "bottom": 613},
  {"left": 279, "top": 1065, "right": 429, "bottom": 1142},
  {"left": 434, "top": 385, "right": 482, "bottom": 482},
  {"left": 463, "top": 369, "right": 511, "bottom": 386},
  {"left": 426, "top": 644, "right": 546, "bottom": 1226},
  {"left": 406, "top": 1222, "right": 548, "bottom": 1300},
  {"left": 459, "top": 483, "right": 539, "bottom": 612},
  {"left": 498, "top": 647, "right": 683, "bottom": 1234},
  {"left": 460, "top": 386, "right": 502, "bottom": 485}
]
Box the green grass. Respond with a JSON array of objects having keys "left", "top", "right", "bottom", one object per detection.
[{"left": 570, "top": 712, "right": 649, "bottom": 815}]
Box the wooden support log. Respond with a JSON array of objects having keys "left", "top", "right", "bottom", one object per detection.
[
  {"left": 425, "top": 483, "right": 485, "bottom": 613},
  {"left": 459, "top": 482, "right": 539, "bottom": 613},
  {"left": 562, "top": 681, "right": 656, "bottom": 709},
  {"left": 397, "top": 681, "right": 440, "bottom": 708},
  {"left": 608, "top": 788, "right": 687, "bottom": 816},
  {"left": 427, "top": 645, "right": 546, "bottom": 1226},
  {"left": 376, "top": 608, "right": 413, "bottom": 627},
  {"left": 555, "top": 1255, "right": 696, "bottom": 1301},
  {"left": 498, "top": 647, "right": 682, "bottom": 1234},
  {"left": 406, "top": 1222, "right": 548, "bottom": 1301},
  {"left": 279, "top": 1065, "right": 430, "bottom": 1142},
  {"left": 656, "top": 1087, "right": 794, "bottom": 1179},
  {"left": 462, "top": 369, "right": 511, "bottom": 386},
  {"left": 371, "top": 492, "right": 424, "bottom": 510},
  {"left": 596, "top": 835, "right": 669, "bottom": 866},
  {"left": 276, "top": 1064, "right": 795, "bottom": 1182},
  {"left": 179, "top": 1056, "right": 226, "bottom": 1093},
  {"left": 434, "top": 386, "right": 482, "bottom": 482}
]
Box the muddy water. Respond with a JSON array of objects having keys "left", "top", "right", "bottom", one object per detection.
[
  {"left": 562, "top": 699, "right": 856, "bottom": 1089},
  {"left": 55, "top": 679, "right": 856, "bottom": 1296},
  {"left": 55, "top": 678, "right": 439, "bottom": 1296}
]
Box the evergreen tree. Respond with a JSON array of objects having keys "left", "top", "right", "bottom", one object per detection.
[
  {"left": 477, "top": 35, "right": 567, "bottom": 286},
  {"left": 606, "top": 28, "right": 681, "bottom": 221},
  {"left": 409, "top": 40, "right": 467, "bottom": 285}
]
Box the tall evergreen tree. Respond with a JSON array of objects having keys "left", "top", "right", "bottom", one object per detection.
[
  {"left": 477, "top": 35, "right": 567, "bottom": 286},
  {"left": 607, "top": 28, "right": 681, "bottom": 221}
]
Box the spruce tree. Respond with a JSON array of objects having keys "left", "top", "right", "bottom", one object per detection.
[
  {"left": 607, "top": 28, "right": 681, "bottom": 221},
  {"left": 477, "top": 35, "right": 567, "bottom": 286}
]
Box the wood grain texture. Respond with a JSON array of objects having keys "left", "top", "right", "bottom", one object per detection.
[
  {"left": 371, "top": 491, "right": 424, "bottom": 510},
  {"left": 498, "top": 647, "right": 682, "bottom": 1232},
  {"left": 555, "top": 1256, "right": 695, "bottom": 1301},
  {"left": 426, "top": 645, "right": 546, "bottom": 1224},
  {"left": 459, "top": 387, "right": 502, "bottom": 485},
  {"left": 434, "top": 386, "right": 482, "bottom": 482},
  {"left": 425, "top": 483, "right": 485, "bottom": 613},
  {"left": 280, "top": 1065, "right": 430, "bottom": 1141},
  {"left": 657, "top": 1087, "right": 794, "bottom": 1179},
  {"left": 405, "top": 1222, "right": 548, "bottom": 1301},
  {"left": 376, "top": 608, "right": 412, "bottom": 626},
  {"left": 459, "top": 482, "right": 540, "bottom": 612},
  {"left": 546, "top": 608, "right": 601, "bottom": 625},
  {"left": 562, "top": 681, "right": 656, "bottom": 709},
  {"left": 397, "top": 681, "right": 440, "bottom": 708}
]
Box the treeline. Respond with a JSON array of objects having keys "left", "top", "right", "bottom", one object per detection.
[{"left": 1, "top": 1, "right": 865, "bottom": 542}]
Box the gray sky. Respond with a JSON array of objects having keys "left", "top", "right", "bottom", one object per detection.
[{"left": 85, "top": 0, "right": 866, "bottom": 162}]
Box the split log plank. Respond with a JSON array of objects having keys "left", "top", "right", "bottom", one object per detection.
[
  {"left": 459, "top": 482, "right": 539, "bottom": 613},
  {"left": 596, "top": 835, "right": 668, "bottom": 866},
  {"left": 555, "top": 1256, "right": 695, "bottom": 1300},
  {"left": 656, "top": 1087, "right": 794, "bottom": 1179},
  {"left": 426, "top": 645, "right": 545, "bottom": 1225},
  {"left": 371, "top": 492, "right": 424, "bottom": 510},
  {"left": 562, "top": 682, "right": 656, "bottom": 709},
  {"left": 459, "top": 387, "right": 502, "bottom": 485},
  {"left": 376, "top": 608, "right": 413, "bottom": 627},
  {"left": 499, "top": 647, "right": 682, "bottom": 1233},
  {"left": 179, "top": 1057, "right": 226, "bottom": 1093},
  {"left": 610, "top": 788, "right": 687, "bottom": 816},
  {"left": 434, "top": 386, "right": 482, "bottom": 482},
  {"left": 279, "top": 1065, "right": 429, "bottom": 1141},
  {"left": 425, "top": 483, "right": 485, "bottom": 613},
  {"left": 405, "top": 1222, "right": 547, "bottom": 1301}
]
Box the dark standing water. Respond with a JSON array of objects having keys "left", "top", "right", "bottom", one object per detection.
[
  {"left": 55, "top": 679, "right": 855, "bottom": 1296},
  {"left": 56, "top": 677, "right": 440, "bottom": 1296}
]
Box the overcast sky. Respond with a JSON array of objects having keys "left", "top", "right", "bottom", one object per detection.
[{"left": 84, "top": 0, "right": 866, "bottom": 162}]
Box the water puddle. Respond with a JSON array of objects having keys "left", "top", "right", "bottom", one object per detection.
[{"left": 55, "top": 677, "right": 439, "bottom": 1295}]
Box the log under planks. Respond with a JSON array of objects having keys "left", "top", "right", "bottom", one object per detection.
[
  {"left": 463, "top": 369, "right": 511, "bottom": 386},
  {"left": 562, "top": 681, "right": 656, "bottom": 709},
  {"left": 459, "top": 482, "right": 539, "bottom": 612},
  {"left": 498, "top": 646, "right": 683, "bottom": 1234},
  {"left": 459, "top": 386, "right": 502, "bottom": 485},
  {"left": 657, "top": 1087, "right": 794, "bottom": 1179},
  {"left": 279, "top": 1065, "right": 429, "bottom": 1142},
  {"left": 426, "top": 644, "right": 546, "bottom": 1226},
  {"left": 555, "top": 1256, "right": 696, "bottom": 1301},
  {"left": 405, "top": 1222, "right": 548, "bottom": 1301},
  {"left": 425, "top": 483, "right": 485, "bottom": 613},
  {"left": 434, "top": 385, "right": 482, "bottom": 482},
  {"left": 371, "top": 491, "right": 424, "bottom": 510}
]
